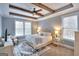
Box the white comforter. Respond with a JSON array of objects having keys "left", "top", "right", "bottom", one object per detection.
[
  {"left": 13, "top": 33, "right": 52, "bottom": 56},
  {"left": 24, "top": 34, "right": 52, "bottom": 49},
  {"left": 32, "top": 34, "right": 52, "bottom": 49},
  {"left": 13, "top": 42, "right": 35, "bottom": 56}
]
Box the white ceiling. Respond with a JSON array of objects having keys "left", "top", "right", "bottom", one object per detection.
[
  {"left": 10, "top": 3, "right": 49, "bottom": 15},
  {"left": 9, "top": 8, "right": 40, "bottom": 18},
  {"left": 38, "top": 3, "right": 79, "bottom": 21},
  {"left": 0, "top": 3, "right": 79, "bottom": 21},
  {"left": 43, "top": 3, "right": 69, "bottom": 10}
]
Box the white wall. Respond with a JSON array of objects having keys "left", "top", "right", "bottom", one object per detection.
[{"left": 0, "top": 16, "right": 2, "bottom": 37}]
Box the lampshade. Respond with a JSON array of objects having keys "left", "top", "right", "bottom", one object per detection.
[{"left": 37, "top": 27, "right": 41, "bottom": 33}]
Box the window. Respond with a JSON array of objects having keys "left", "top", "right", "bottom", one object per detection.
[
  {"left": 15, "top": 21, "right": 23, "bottom": 36},
  {"left": 15, "top": 21, "right": 31, "bottom": 36},
  {"left": 62, "top": 15, "right": 78, "bottom": 40},
  {"left": 25, "top": 22, "right": 31, "bottom": 35}
]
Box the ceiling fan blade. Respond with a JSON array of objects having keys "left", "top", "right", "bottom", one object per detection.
[
  {"left": 36, "top": 9, "right": 42, "bottom": 12},
  {"left": 33, "top": 8, "right": 36, "bottom": 12},
  {"left": 32, "top": 8, "right": 44, "bottom": 16}
]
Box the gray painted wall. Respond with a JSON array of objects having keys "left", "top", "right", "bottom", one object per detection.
[
  {"left": 38, "top": 11, "right": 79, "bottom": 47},
  {"left": 38, "top": 11, "right": 79, "bottom": 32},
  {"left": 38, "top": 16, "right": 61, "bottom": 32},
  {"left": 2, "top": 17, "right": 15, "bottom": 36},
  {"left": 1, "top": 17, "right": 38, "bottom": 36},
  {"left": 0, "top": 16, "right": 2, "bottom": 37}
]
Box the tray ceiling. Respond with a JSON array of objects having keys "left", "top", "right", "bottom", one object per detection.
[{"left": 0, "top": 3, "right": 79, "bottom": 21}]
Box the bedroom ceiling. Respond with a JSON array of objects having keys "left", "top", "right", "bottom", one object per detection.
[{"left": 0, "top": 3, "right": 79, "bottom": 21}]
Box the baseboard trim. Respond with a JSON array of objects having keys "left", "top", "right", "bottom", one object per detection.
[{"left": 53, "top": 41, "right": 74, "bottom": 50}]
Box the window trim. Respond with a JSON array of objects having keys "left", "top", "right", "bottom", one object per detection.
[
  {"left": 15, "top": 20, "right": 32, "bottom": 36},
  {"left": 62, "top": 15, "right": 78, "bottom": 40},
  {"left": 15, "top": 21, "right": 24, "bottom": 36},
  {"left": 25, "top": 22, "right": 32, "bottom": 35}
]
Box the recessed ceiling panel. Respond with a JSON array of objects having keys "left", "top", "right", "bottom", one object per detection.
[
  {"left": 43, "top": 3, "right": 70, "bottom": 10},
  {"left": 9, "top": 8, "right": 40, "bottom": 18},
  {"left": 10, "top": 3, "right": 49, "bottom": 15}
]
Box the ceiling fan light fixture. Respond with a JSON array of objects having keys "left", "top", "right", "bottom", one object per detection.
[
  {"left": 33, "top": 12, "right": 36, "bottom": 16},
  {"left": 32, "top": 8, "right": 42, "bottom": 16}
]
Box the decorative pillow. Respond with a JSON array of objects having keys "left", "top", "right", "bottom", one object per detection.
[
  {"left": 26, "top": 35, "right": 35, "bottom": 42},
  {"left": 34, "top": 37, "right": 42, "bottom": 45},
  {"left": 40, "top": 33, "right": 44, "bottom": 36}
]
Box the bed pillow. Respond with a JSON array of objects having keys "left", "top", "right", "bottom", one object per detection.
[
  {"left": 34, "top": 37, "right": 42, "bottom": 45},
  {"left": 39, "top": 32, "right": 51, "bottom": 36},
  {"left": 26, "top": 35, "right": 36, "bottom": 42}
]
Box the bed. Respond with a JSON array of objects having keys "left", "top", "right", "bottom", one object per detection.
[{"left": 13, "top": 32, "right": 52, "bottom": 56}]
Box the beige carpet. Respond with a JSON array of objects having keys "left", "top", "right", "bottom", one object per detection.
[
  {"left": 0, "top": 45, "right": 13, "bottom": 56},
  {"left": 37, "top": 44, "right": 74, "bottom": 56},
  {"left": 0, "top": 43, "right": 74, "bottom": 56}
]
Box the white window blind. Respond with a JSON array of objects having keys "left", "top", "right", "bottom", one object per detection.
[
  {"left": 25, "top": 22, "right": 31, "bottom": 35},
  {"left": 15, "top": 21, "right": 23, "bottom": 36},
  {"left": 62, "top": 15, "right": 78, "bottom": 40}
]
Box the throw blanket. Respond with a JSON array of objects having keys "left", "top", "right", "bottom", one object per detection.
[
  {"left": 13, "top": 34, "right": 52, "bottom": 56},
  {"left": 13, "top": 42, "right": 36, "bottom": 56}
]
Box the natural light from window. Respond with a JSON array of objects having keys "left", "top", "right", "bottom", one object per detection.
[
  {"left": 15, "top": 21, "right": 23, "bottom": 36},
  {"left": 25, "top": 22, "right": 31, "bottom": 35},
  {"left": 15, "top": 21, "right": 31, "bottom": 36},
  {"left": 62, "top": 15, "right": 78, "bottom": 40}
]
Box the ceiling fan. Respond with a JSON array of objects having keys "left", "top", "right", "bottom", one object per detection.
[{"left": 32, "top": 8, "right": 42, "bottom": 16}]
